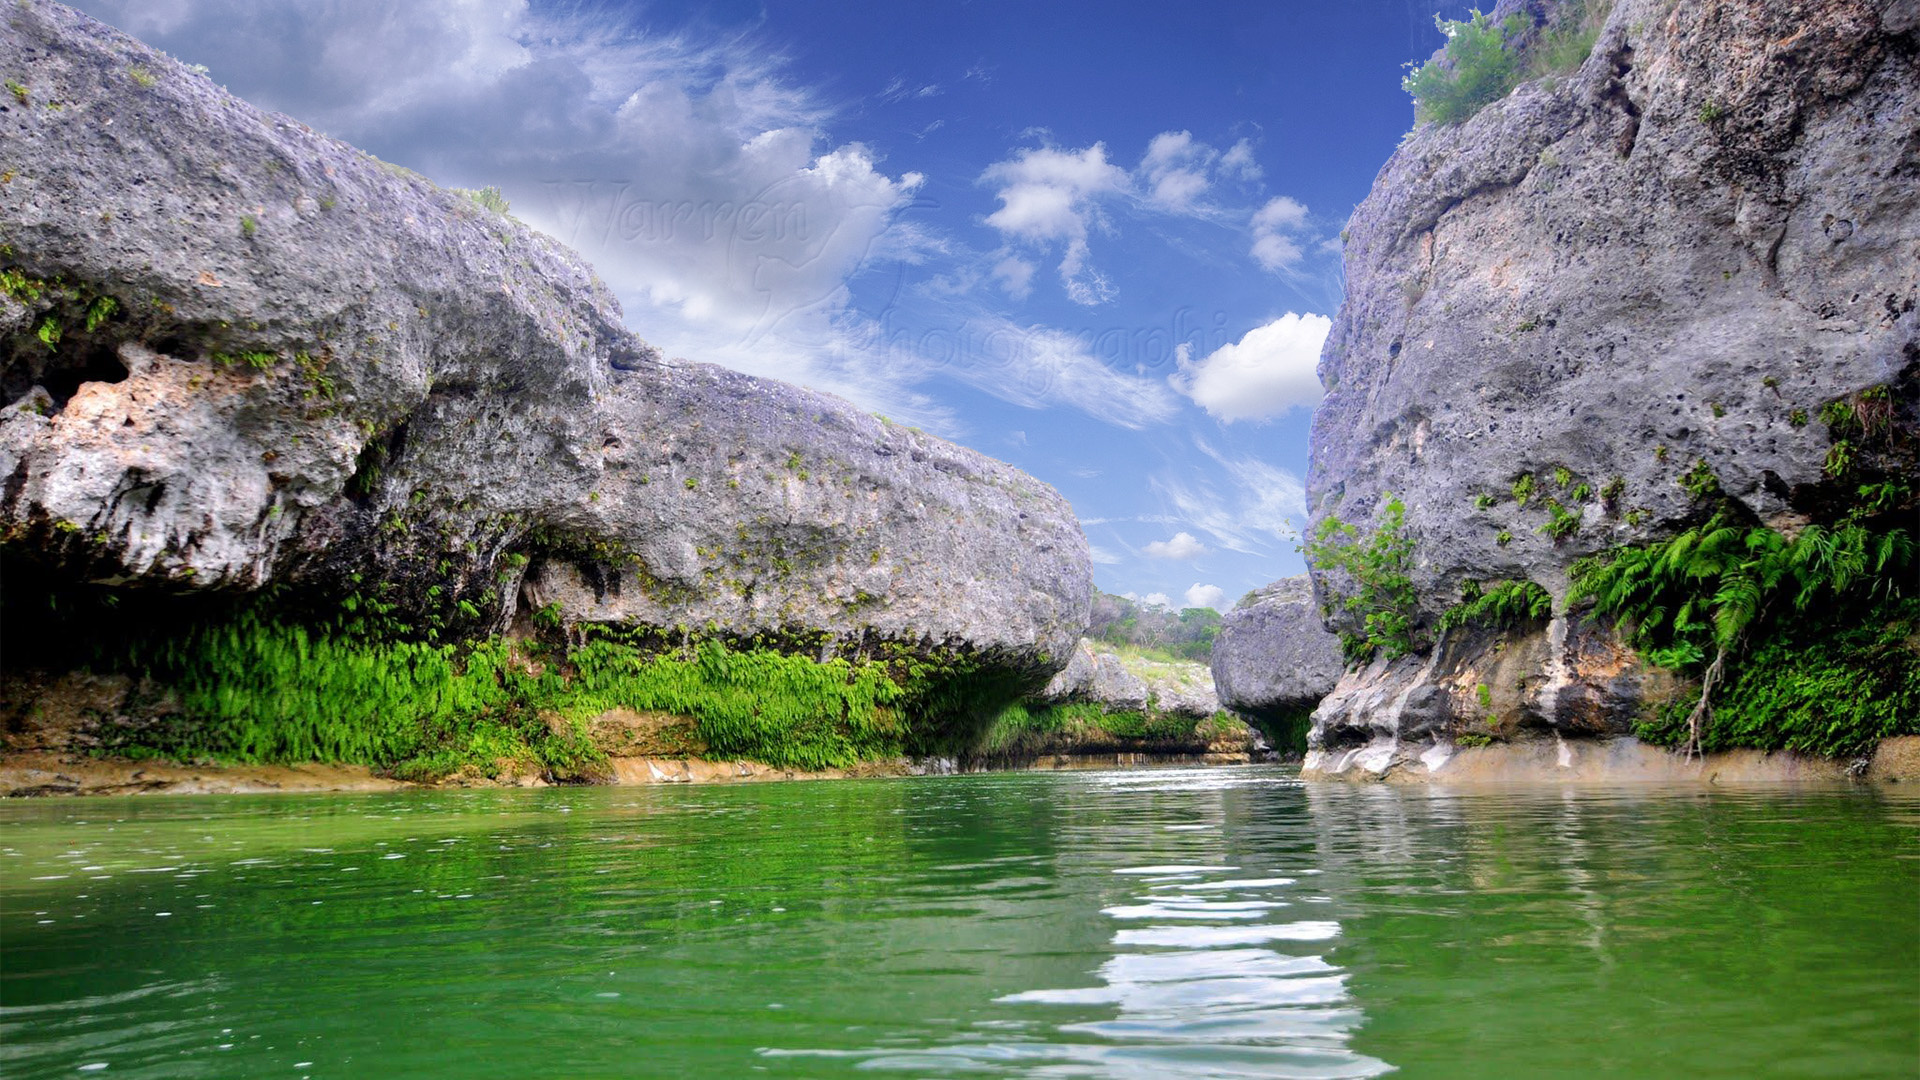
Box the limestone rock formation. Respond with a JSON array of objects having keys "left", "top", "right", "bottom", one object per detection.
[
  {"left": 0, "top": 4, "right": 1090, "bottom": 682},
  {"left": 1209, "top": 576, "right": 1345, "bottom": 722},
  {"left": 1086, "top": 654, "right": 1153, "bottom": 713},
  {"left": 998, "top": 637, "right": 1252, "bottom": 764},
  {"left": 1304, "top": 0, "right": 1918, "bottom": 776},
  {"left": 1039, "top": 644, "right": 1098, "bottom": 702},
  {"left": 1039, "top": 638, "right": 1222, "bottom": 719}
]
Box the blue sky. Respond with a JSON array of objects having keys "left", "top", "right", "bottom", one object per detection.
[{"left": 75, "top": 0, "right": 1464, "bottom": 610}]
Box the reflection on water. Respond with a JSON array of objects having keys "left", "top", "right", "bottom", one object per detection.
[
  {"left": 766, "top": 770, "right": 1389, "bottom": 1077},
  {"left": 1, "top": 767, "right": 1915, "bottom": 1079},
  {"left": 999, "top": 861, "right": 1388, "bottom": 1079}
]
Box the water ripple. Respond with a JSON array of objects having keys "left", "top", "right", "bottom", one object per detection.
[{"left": 781, "top": 856, "right": 1389, "bottom": 1078}]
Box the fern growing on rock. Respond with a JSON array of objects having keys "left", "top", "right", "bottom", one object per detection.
[
  {"left": 1572, "top": 510, "right": 1916, "bottom": 756},
  {"left": 1440, "top": 579, "right": 1552, "bottom": 632}
]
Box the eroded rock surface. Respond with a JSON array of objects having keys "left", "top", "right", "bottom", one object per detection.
[
  {"left": 0, "top": 4, "right": 1089, "bottom": 679},
  {"left": 1304, "top": 0, "right": 1919, "bottom": 772},
  {"left": 1305, "top": 613, "right": 1687, "bottom": 776}
]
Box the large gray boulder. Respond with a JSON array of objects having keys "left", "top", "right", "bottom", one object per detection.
[
  {"left": 1210, "top": 576, "right": 1345, "bottom": 716},
  {"left": 1302, "top": 0, "right": 1917, "bottom": 775},
  {"left": 0, "top": 4, "right": 1089, "bottom": 677},
  {"left": 1086, "top": 654, "right": 1152, "bottom": 713},
  {"left": 1136, "top": 660, "right": 1222, "bottom": 719}
]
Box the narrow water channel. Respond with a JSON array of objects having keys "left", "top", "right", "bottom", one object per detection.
[{"left": 2, "top": 767, "right": 1914, "bottom": 1077}]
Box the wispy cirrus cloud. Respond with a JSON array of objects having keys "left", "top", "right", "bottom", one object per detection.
[
  {"left": 1151, "top": 440, "right": 1307, "bottom": 554},
  {"left": 925, "top": 317, "right": 1182, "bottom": 428}
]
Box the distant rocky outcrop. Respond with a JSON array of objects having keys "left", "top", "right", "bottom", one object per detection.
[
  {"left": 0, "top": 4, "right": 1089, "bottom": 699},
  {"left": 974, "top": 637, "right": 1257, "bottom": 765},
  {"left": 1040, "top": 638, "right": 1223, "bottom": 719},
  {"left": 1304, "top": 0, "right": 1918, "bottom": 777},
  {"left": 1209, "top": 576, "right": 1345, "bottom": 743}
]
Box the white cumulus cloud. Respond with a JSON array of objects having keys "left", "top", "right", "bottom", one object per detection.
[
  {"left": 980, "top": 144, "right": 1128, "bottom": 305},
  {"left": 1139, "top": 130, "right": 1213, "bottom": 212},
  {"left": 73, "top": 0, "right": 950, "bottom": 425},
  {"left": 991, "top": 255, "right": 1037, "bottom": 301},
  {"left": 1144, "top": 531, "right": 1209, "bottom": 560},
  {"left": 1183, "top": 583, "right": 1227, "bottom": 611},
  {"left": 1171, "top": 313, "right": 1331, "bottom": 422},
  {"left": 980, "top": 133, "right": 1284, "bottom": 307},
  {"left": 1219, "top": 138, "right": 1261, "bottom": 180},
  {"left": 982, "top": 144, "right": 1129, "bottom": 239}
]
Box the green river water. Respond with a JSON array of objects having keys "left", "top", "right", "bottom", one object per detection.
[{"left": 1, "top": 766, "right": 1915, "bottom": 1078}]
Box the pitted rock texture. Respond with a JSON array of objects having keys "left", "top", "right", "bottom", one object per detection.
[
  {"left": 1209, "top": 576, "right": 1345, "bottom": 718},
  {"left": 1039, "top": 638, "right": 1221, "bottom": 719},
  {"left": 1304, "top": 0, "right": 1918, "bottom": 770},
  {"left": 0, "top": 3, "right": 1089, "bottom": 675},
  {"left": 1312, "top": 0, "right": 1917, "bottom": 620}
]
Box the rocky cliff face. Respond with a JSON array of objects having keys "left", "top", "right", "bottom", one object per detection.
[
  {"left": 1304, "top": 0, "right": 1918, "bottom": 776},
  {"left": 0, "top": 5, "right": 1088, "bottom": 682}
]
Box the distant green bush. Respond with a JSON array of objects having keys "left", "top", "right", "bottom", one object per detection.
[
  {"left": 1404, "top": 1, "right": 1612, "bottom": 126},
  {"left": 1086, "top": 592, "right": 1221, "bottom": 662},
  {"left": 455, "top": 186, "right": 511, "bottom": 215},
  {"left": 976, "top": 701, "right": 1233, "bottom": 757},
  {"left": 1404, "top": 10, "right": 1532, "bottom": 126},
  {"left": 1526, "top": 0, "right": 1612, "bottom": 79}
]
